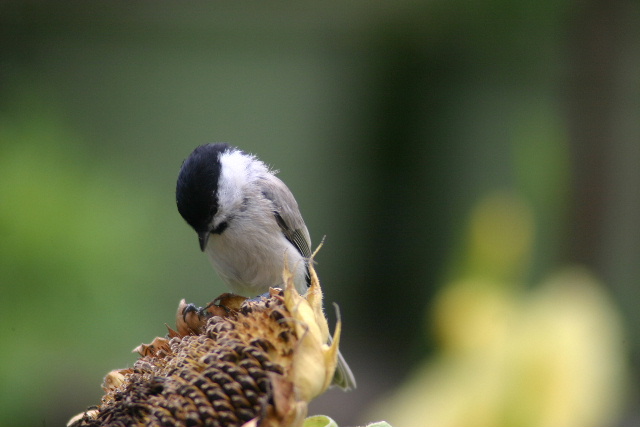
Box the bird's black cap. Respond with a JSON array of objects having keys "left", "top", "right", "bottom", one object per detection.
[{"left": 176, "top": 143, "right": 230, "bottom": 235}]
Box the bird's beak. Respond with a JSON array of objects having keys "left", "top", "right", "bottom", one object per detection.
[{"left": 198, "top": 231, "right": 210, "bottom": 252}]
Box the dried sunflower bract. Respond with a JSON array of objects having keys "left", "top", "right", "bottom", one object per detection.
[{"left": 68, "top": 263, "right": 342, "bottom": 427}]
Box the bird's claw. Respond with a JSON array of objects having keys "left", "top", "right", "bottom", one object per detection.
[{"left": 181, "top": 303, "right": 203, "bottom": 322}]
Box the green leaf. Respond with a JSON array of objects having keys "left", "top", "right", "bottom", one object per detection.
[{"left": 304, "top": 415, "right": 338, "bottom": 427}]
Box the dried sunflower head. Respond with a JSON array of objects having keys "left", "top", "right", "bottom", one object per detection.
[{"left": 68, "top": 263, "right": 343, "bottom": 427}]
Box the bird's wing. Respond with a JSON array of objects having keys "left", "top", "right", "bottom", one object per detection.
[
  {"left": 261, "top": 176, "right": 312, "bottom": 259},
  {"left": 274, "top": 211, "right": 312, "bottom": 259}
]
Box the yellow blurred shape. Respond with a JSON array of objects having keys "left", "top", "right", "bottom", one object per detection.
[
  {"left": 432, "top": 278, "right": 516, "bottom": 355},
  {"left": 368, "top": 268, "right": 627, "bottom": 427}
]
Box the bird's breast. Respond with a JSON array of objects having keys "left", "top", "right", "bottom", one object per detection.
[{"left": 204, "top": 225, "right": 306, "bottom": 297}]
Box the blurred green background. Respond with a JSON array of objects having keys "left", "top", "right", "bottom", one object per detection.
[{"left": 1, "top": 1, "right": 639, "bottom": 426}]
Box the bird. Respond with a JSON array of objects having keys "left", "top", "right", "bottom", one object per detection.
[{"left": 175, "top": 143, "right": 356, "bottom": 390}]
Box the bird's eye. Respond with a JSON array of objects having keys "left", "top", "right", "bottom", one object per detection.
[{"left": 212, "top": 221, "right": 228, "bottom": 235}]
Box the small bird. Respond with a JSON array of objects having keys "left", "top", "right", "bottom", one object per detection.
[
  {"left": 176, "top": 143, "right": 356, "bottom": 390},
  {"left": 176, "top": 143, "right": 311, "bottom": 297}
]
